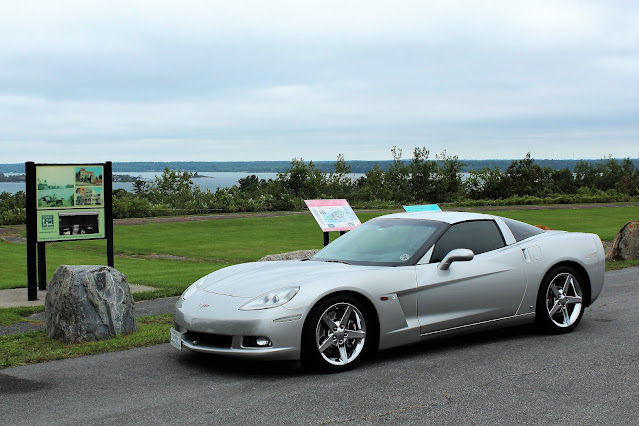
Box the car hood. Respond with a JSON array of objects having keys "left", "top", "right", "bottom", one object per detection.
[{"left": 199, "top": 260, "right": 370, "bottom": 298}]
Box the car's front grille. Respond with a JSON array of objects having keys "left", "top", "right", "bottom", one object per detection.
[{"left": 184, "top": 331, "right": 233, "bottom": 349}]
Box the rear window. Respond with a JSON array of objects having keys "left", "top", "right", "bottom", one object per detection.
[{"left": 501, "top": 217, "right": 545, "bottom": 242}]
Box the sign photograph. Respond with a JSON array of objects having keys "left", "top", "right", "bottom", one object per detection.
[{"left": 36, "top": 165, "right": 104, "bottom": 210}]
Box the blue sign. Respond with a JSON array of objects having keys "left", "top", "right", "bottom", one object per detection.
[{"left": 403, "top": 204, "right": 442, "bottom": 212}]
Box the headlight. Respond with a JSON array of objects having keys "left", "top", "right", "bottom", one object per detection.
[
  {"left": 182, "top": 277, "right": 206, "bottom": 300},
  {"left": 238, "top": 287, "right": 300, "bottom": 311}
]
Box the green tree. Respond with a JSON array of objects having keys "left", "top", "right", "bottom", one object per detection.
[
  {"left": 132, "top": 179, "right": 147, "bottom": 194},
  {"left": 409, "top": 147, "right": 436, "bottom": 202},
  {"left": 0, "top": 191, "right": 27, "bottom": 225},
  {"left": 354, "top": 164, "right": 385, "bottom": 202},
  {"left": 598, "top": 156, "right": 623, "bottom": 191},
  {"left": 384, "top": 146, "right": 411, "bottom": 202},
  {"left": 550, "top": 168, "right": 576, "bottom": 194},
  {"left": 574, "top": 160, "right": 600, "bottom": 189},
  {"left": 326, "top": 154, "right": 353, "bottom": 199},
  {"left": 237, "top": 175, "right": 260, "bottom": 195},
  {"left": 616, "top": 158, "right": 639, "bottom": 195},
  {"left": 142, "top": 168, "right": 208, "bottom": 214},
  {"left": 276, "top": 158, "right": 327, "bottom": 199},
  {"left": 501, "top": 152, "right": 551, "bottom": 197},
  {"left": 434, "top": 150, "right": 464, "bottom": 202},
  {"left": 464, "top": 167, "right": 503, "bottom": 200}
]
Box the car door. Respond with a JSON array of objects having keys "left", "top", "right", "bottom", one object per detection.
[{"left": 416, "top": 220, "right": 528, "bottom": 335}]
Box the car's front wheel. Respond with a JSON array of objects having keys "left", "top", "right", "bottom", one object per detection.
[
  {"left": 302, "top": 295, "right": 374, "bottom": 372},
  {"left": 536, "top": 266, "right": 585, "bottom": 333}
]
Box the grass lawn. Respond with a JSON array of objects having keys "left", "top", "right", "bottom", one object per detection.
[
  {"left": 0, "top": 212, "right": 387, "bottom": 292},
  {"left": 477, "top": 206, "right": 639, "bottom": 241},
  {"left": 0, "top": 239, "right": 232, "bottom": 296},
  {"left": 76, "top": 212, "right": 387, "bottom": 262},
  {"left": 0, "top": 314, "right": 173, "bottom": 369},
  {"left": 0, "top": 306, "right": 44, "bottom": 326},
  {"left": 1, "top": 207, "right": 637, "bottom": 293}
]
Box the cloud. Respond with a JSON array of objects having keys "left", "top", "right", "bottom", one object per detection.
[
  {"left": 0, "top": 0, "right": 630, "bottom": 52},
  {"left": 0, "top": 0, "right": 637, "bottom": 163}
]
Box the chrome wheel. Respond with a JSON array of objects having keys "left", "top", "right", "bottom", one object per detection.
[
  {"left": 545, "top": 272, "right": 583, "bottom": 328},
  {"left": 315, "top": 302, "right": 367, "bottom": 366}
]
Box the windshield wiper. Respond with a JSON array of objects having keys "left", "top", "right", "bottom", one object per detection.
[{"left": 322, "top": 259, "right": 351, "bottom": 265}]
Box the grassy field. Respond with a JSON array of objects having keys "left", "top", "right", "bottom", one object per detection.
[
  {"left": 477, "top": 206, "right": 638, "bottom": 241},
  {"left": 1, "top": 207, "right": 637, "bottom": 295},
  {"left": 0, "top": 212, "right": 386, "bottom": 293}
]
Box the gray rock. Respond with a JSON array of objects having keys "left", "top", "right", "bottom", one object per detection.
[
  {"left": 259, "top": 249, "right": 320, "bottom": 261},
  {"left": 45, "top": 265, "right": 137, "bottom": 343},
  {"left": 606, "top": 221, "right": 639, "bottom": 261}
]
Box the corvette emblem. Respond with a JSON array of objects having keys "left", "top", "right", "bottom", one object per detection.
[{"left": 198, "top": 303, "right": 210, "bottom": 309}]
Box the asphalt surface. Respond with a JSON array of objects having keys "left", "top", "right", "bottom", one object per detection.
[{"left": 1, "top": 267, "right": 638, "bottom": 425}]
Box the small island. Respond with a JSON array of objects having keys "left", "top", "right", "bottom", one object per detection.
[
  {"left": 0, "top": 173, "right": 146, "bottom": 183},
  {"left": 0, "top": 173, "right": 25, "bottom": 182},
  {"left": 112, "top": 174, "right": 144, "bottom": 183},
  {"left": 193, "top": 172, "right": 214, "bottom": 178}
]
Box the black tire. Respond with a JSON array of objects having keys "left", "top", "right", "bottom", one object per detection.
[
  {"left": 301, "top": 294, "right": 376, "bottom": 372},
  {"left": 535, "top": 266, "right": 585, "bottom": 334}
]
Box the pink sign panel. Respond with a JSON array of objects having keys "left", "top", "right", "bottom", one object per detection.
[{"left": 304, "top": 199, "right": 361, "bottom": 232}]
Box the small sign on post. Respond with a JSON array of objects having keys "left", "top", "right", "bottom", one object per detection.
[
  {"left": 304, "top": 199, "right": 361, "bottom": 246},
  {"left": 403, "top": 204, "right": 442, "bottom": 212}
]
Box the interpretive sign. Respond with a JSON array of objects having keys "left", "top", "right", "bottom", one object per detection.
[
  {"left": 25, "top": 162, "right": 114, "bottom": 300},
  {"left": 35, "top": 165, "right": 106, "bottom": 241},
  {"left": 304, "top": 199, "right": 361, "bottom": 232}
]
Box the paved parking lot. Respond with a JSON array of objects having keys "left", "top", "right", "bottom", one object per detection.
[{"left": 1, "top": 267, "right": 637, "bottom": 425}]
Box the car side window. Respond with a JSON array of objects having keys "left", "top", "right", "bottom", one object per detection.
[{"left": 430, "top": 220, "right": 505, "bottom": 263}]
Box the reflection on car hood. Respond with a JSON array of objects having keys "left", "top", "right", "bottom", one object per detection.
[{"left": 200, "top": 260, "right": 368, "bottom": 297}]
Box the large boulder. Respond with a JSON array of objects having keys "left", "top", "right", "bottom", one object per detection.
[
  {"left": 45, "top": 265, "right": 137, "bottom": 343},
  {"left": 606, "top": 221, "right": 639, "bottom": 261},
  {"left": 259, "top": 249, "right": 320, "bottom": 261}
]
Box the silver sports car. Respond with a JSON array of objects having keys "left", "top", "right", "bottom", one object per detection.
[{"left": 171, "top": 211, "right": 605, "bottom": 371}]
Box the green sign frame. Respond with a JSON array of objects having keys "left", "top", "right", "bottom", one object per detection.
[{"left": 26, "top": 162, "right": 114, "bottom": 300}]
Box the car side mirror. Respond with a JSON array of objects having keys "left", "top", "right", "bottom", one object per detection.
[{"left": 438, "top": 248, "right": 474, "bottom": 270}]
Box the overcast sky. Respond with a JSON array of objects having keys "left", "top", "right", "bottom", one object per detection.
[{"left": 1, "top": 0, "right": 637, "bottom": 164}]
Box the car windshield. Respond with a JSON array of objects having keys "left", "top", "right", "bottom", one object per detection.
[{"left": 311, "top": 218, "right": 446, "bottom": 266}]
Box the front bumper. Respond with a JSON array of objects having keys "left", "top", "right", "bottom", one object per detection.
[{"left": 172, "top": 292, "right": 306, "bottom": 361}]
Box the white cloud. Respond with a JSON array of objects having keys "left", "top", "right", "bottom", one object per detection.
[
  {"left": 0, "top": 0, "right": 637, "bottom": 163},
  {"left": 0, "top": 0, "right": 629, "bottom": 53},
  {"left": 597, "top": 55, "right": 639, "bottom": 74}
]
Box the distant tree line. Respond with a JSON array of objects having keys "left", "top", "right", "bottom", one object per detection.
[
  {"left": 2, "top": 158, "right": 638, "bottom": 175},
  {"left": 0, "top": 173, "right": 26, "bottom": 182},
  {"left": 1, "top": 148, "right": 638, "bottom": 224},
  {"left": 110, "top": 149, "right": 639, "bottom": 219}
]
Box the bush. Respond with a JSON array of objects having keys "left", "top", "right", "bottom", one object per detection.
[
  {"left": 113, "top": 195, "right": 155, "bottom": 219},
  {"left": 3, "top": 152, "right": 639, "bottom": 224}
]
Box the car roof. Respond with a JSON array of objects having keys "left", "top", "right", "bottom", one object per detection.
[{"left": 379, "top": 211, "right": 494, "bottom": 225}]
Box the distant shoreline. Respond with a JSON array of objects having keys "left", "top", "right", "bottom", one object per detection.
[{"left": 1, "top": 158, "right": 638, "bottom": 175}]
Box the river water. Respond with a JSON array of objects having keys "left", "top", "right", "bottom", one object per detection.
[{"left": 0, "top": 171, "right": 367, "bottom": 195}]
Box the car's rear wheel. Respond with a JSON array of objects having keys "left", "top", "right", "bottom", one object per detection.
[
  {"left": 302, "top": 295, "right": 373, "bottom": 372},
  {"left": 536, "top": 266, "right": 585, "bottom": 333}
]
